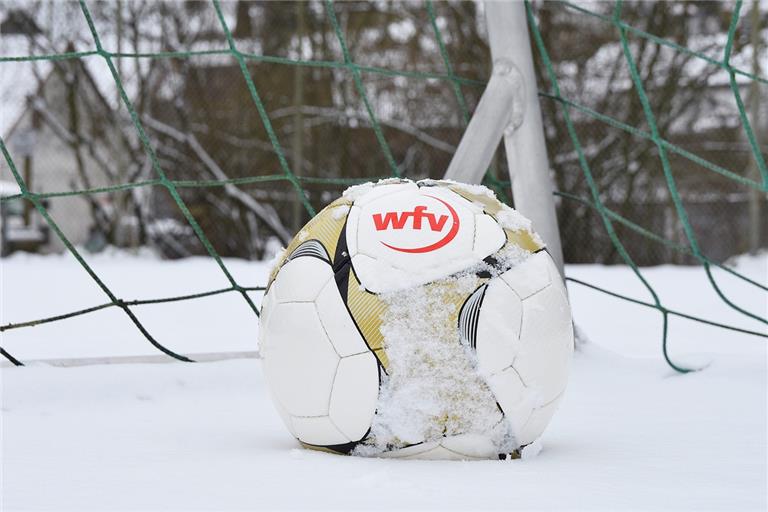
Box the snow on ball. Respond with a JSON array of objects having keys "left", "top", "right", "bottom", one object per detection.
[{"left": 259, "top": 179, "right": 574, "bottom": 459}]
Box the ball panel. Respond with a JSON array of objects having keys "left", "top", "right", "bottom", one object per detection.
[
  {"left": 355, "top": 189, "right": 474, "bottom": 258},
  {"left": 348, "top": 181, "right": 417, "bottom": 207},
  {"left": 329, "top": 352, "right": 379, "bottom": 441},
  {"left": 379, "top": 436, "right": 498, "bottom": 461},
  {"left": 315, "top": 280, "right": 370, "bottom": 357},
  {"left": 472, "top": 213, "right": 506, "bottom": 259},
  {"left": 343, "top": 269, "right": 390, "bottom": 370},
  {"left": 345, "top": 205, "right": 361, "bottom": 256},
  {"left": 291, "top": 415, "right": 350, "bottom": 446},
  {"left": 261, "top": 302, "right": 340, "bottom": 417},
  {"left": 487, "top": 366, "right": 534, "bottom": 441},
  {"left": 261, "top": 372, "right": 297, "bottom": 437},
  {"left": 350, "top": 253, "right": 412, "bottom": 292},
  {"left": 518, "top": 393, "right": 565, "bottom": 446},
  {"left": 273, "top": 257, "right": 333, "bottom": 303},
  {"left": 348, "top": 186, "right": 479, "bottom": 292},
  {"left": 378, "top": 441, "right": 439, "bottom": 459},
  {"left": 546, "top": 252, "right": 567, "bottom": 296},
  {"left": 381, "top": 441, "right": 479, "bottom": 461},
  {"left": 515, "top": 284, "right": 573, "bottom": 403},
  {"left": 411, "top": 445, "right": 470, "bottom": 461},
  {"left": 475, "top": 279, "right": 523, "bottom": 376},
  {"left": 500, "top": 251, "right": 553, "bottom": 299},
  {"left": 439, "top": 433, "right": 499, "bottom": 459},
  {"left": 258, "top": 287, "right": 277, "bottom": 350}
]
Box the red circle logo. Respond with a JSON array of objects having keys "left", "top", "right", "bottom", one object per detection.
[{"left": 371, "top": 195, "right": 460, "bottom": 253}]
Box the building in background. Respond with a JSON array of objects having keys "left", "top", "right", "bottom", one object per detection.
[{"left": 4, "top": 56, "right": 136, "bottom": 254}]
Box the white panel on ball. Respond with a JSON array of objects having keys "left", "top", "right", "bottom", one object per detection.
[
  {"left": 261, "top": 302, "right": 340, "bottom": 417},
  {"left": 315, "top": 280, "right": 371, "bottom": 357},
  {"left": 516, "top": 285, "right": 573, "bottom": 403},
  {"left": 440, "top": 433, "right": 499, "bottom": 459},
  {"left": 518, "top": 394, "right": 565, "bottom": 446},
  {"left": 378, "top": 442, "right": 437, "bottom": 459},
  {"left": 290, "top": 415, "right": 350, "bottom": 446},
  {"left": 472, "top": 213, "right": 507, "bottom": 259},
  {"left": 348, "top": 181, "right": 417, "bottom": 207},
  {"left": 345, "top": 205, "right": 361, "bottom": 256},
  {"left": 273, "top": 257, "right": 333, "bottom": 303},
  {"left": 350, "top": 253, "right": 411, "bottom": 292},
  {"left": 475, "top": 279, "right": 523, "bottom": 376},
  {"left": 402, "top": 443, "right": 484, "bottom": 461},
  {"left": 258, "top": 287, "right": 277, "bottom": 350},
  {"left": 500, "top": 251, "right": 552, "bottom": 299},
  {"left": 488, "top": 366, "right": 534, "bottom": 440},
  {"left": 262, "top": 374, "right": 297, "bottom": 437},
  {"left": 349, "top": 186, "right": 482, "bottom": 292},
  {"left": 546, "top": 253, "right": 570, "bottom": 300},
  {"left": 329, "top": 352, "right": 379, "bottom": 441}
]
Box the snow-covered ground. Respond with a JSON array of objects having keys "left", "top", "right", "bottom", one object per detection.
[{"left": 1, "top": 249, "right": 766, "bottom": 510}]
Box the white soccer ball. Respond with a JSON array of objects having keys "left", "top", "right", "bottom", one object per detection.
[{"left": 259, "top": 179, "right": 573, "bottom": 459}]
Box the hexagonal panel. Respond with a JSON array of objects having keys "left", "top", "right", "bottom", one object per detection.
[
  {"left": 500, "top": 251, "right": 553, "bottom": 299},
  {"left": 261, "top": 302, "right": 340, "bottom": 417},
  {"left": 488, "top": 366, "right": 534, "bottom": 442},
  {"left": 273, "top": 257, "right": 333, "bottom": 303},
  {"left": 329, "top": 352, "right": 379, "bottom": 441},
  {"left": 515, "top": 284, "right": 573, "bottom": 405},
  {"left": 291, "top": 415, "right": 350, "bottom": 446},
  {"left": 315, "top": 280, "right": 371, "bottom": 358},
  {"left": 475, "top": 278, "right": 523, "bottom": 376}
]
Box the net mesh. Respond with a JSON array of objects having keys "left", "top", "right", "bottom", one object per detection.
[{"left": 1, "top": 0, "right": 765, "bottom": 371}]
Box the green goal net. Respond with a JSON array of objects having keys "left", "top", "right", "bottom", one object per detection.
[{"left": 1, "top": 0, "right": 765, "bottom": 371}]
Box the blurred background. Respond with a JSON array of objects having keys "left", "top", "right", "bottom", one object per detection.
[{"left": 1, "top": 0, "right": 766, "bottom": 265}]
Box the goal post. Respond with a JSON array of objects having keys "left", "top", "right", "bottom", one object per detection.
[{"left": 444, "top": 0, "right": 565, "bottom": 276}]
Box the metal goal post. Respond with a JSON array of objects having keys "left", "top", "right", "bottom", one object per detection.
[{"left": 444, "top": 1, "right": 565, "bottom": 277}]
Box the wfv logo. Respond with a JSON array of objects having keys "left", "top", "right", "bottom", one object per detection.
[
  {"left": 371, "top": 194, "right": 460, "bottom": 254},
  {"left": 373, "top": 205, "right": 448, "bottom": 232}
]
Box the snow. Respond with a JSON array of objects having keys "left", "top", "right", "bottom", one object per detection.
[
  {"left": 496, "top": 206, "right": 536, "bottom": 237},
  {"left": 0, "top": 248, "right": 269, "bottom": 360},
  {"left": 357, "top": 274, "right": 510, "bottom": 456},
  {"left": 566, "top": 253, "right": 767, "bottom": 360},
  {"left": 331, "top": 203, "right": 351, "bottom": 220},
  {"left": 435, "top": 179, "right": 496, "bottom": 199},
  {"left": 1, "top": 249, "right": 766, "bottom": 510},
  {"left": 0, "top": 180, "right": 22, "bottom": 197},
  {"left": 342, "top": 178, "right": 404, "bottom": 201}
]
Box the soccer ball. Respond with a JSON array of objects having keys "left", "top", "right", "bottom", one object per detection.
[{"left": 259, "top": 179, "right": 573, "bottom": 459}]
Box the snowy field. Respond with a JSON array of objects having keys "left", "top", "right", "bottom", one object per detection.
[{"left": 1, "top": 249, "right": 766, "bottom": 510}]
